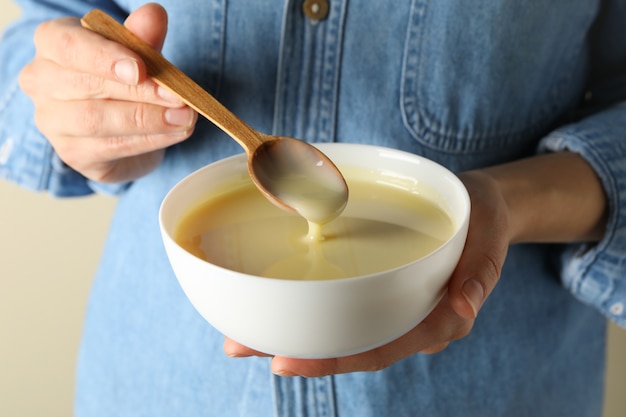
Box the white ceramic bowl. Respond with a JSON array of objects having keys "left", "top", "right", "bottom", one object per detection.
[{"left": 159, "top": 143, "right": 470, "bottom": 358}]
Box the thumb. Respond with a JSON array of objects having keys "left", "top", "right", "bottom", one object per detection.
[
  {"left": 448, "top": 243, "right": 504, "bottom": 320},
  {"left": 124, "top": 3, "right": 168, "bottom": 52},
  {"left": 448, "top": 171, "right": 510, "bottom": 319}
]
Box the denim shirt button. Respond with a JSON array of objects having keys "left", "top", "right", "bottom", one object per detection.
[
  {"left": 302, "top": 0, "right": 329, "bottom": 21},
  {"left": 609, "top": 302, "right": 624, "bottom": 316}
]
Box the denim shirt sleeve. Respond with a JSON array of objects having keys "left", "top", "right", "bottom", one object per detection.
[
  {"left": 539, "top": 101, "right": 626, "bottom": 328},
  {"left": 0, "top": 0, "right": 129, "bottom": 197}
]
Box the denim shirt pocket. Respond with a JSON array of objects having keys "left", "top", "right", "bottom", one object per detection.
[{"left": 400, "top": 0, "right": 596, "bottom": 155}]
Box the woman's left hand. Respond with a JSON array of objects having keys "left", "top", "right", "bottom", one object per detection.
[
  {"left": 224, "top": 169, "right": 511, "bottom": 377},
  {"left": 224, "top": 152, "right": 607, "bottom": 377}
]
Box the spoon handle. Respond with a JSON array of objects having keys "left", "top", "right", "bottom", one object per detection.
[{"left": 81, "top": 9, "right": 264, "bottom": 152}]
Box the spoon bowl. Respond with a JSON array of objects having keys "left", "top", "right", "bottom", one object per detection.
[
  {"left": 250, "top": 137, "right": 349, "bottom": 224},
  {"left": 81, "top": 9, "right": 348, "bottom": 222}
]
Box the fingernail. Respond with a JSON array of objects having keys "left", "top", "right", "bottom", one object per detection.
[
  {"left": 114, "top": 59, "right": 139, "bottom": 85},
  {"left": 461, "top": 279, "right": 484, "bottom": 318},
  {"left": 272, "top": 368, "right": 296, "bottom": 377},
  {"left": 157, "top": 85, "right": 183, "bottom": 104},
  {"left": 165, "top": 107, "right": 194, "bottom": 127}
]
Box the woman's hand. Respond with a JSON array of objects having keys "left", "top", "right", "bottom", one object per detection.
[
  {"left": 223, "top": 169, "right": 512, "bottom": 377},
  {"left": 19, "top": 3, "right": 197, "bottom": 184}
]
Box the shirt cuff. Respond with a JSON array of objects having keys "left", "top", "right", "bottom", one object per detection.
[{"left": 539, "top": 102, "right": 626, "bottom": 327}]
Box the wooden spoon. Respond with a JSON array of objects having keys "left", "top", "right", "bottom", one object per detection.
[{"left": 81, "top": 9, "right": 348, "bottom": 223}]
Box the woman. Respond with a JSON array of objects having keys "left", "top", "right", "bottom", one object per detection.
[{"left": 2, "top": 1, "right": 625, "bottom": 415}]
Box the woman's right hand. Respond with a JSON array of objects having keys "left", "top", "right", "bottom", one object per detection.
[{"left": 19, "top": 3, "right": 197, "bottom": 184}]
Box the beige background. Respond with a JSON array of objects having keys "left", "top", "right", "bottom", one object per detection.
[{"left": 0, "top": 2, "right": 625, "bottom": 416}]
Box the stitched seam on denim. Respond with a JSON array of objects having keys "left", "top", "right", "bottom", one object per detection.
[
  {"left": 208, "top": 0, "right": 226, "bottom": 99},
  {"left": 317, "top": 0, "right": 346, "bottom": 144},
  {"left": 272, "top": 1, "right": 297, "bottom": 137},
  {"left": 313, "top": 376, "right": 337, "bottom": 417},
  {"left": 400, "top": 1, "right": 546, "bottom": 150},
  {"left": 273, "top": 0, "right": 345, "bottom": 143},
  {"left": 400, "top": 0, "right": 427, "bottom": 147},
  {"left": 40, "top": 133, "right": 54, "bottom": 191},
  {"left": 0, "top": 77, "right": 55, "bottom": 191},
  {"left": 400, "top": 0, "right": 592, "bottom": 153},
  {"left": 0, "top": 80, "right": 18, "bottom": 116}
]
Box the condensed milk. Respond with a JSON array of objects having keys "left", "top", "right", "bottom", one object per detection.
[{"left": 174, "top": 166, "right": 455, "bottom": 280}]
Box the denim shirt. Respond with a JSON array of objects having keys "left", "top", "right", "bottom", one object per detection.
[{"left": 2, "top": 1, "right": 626, "bottom": 416}]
